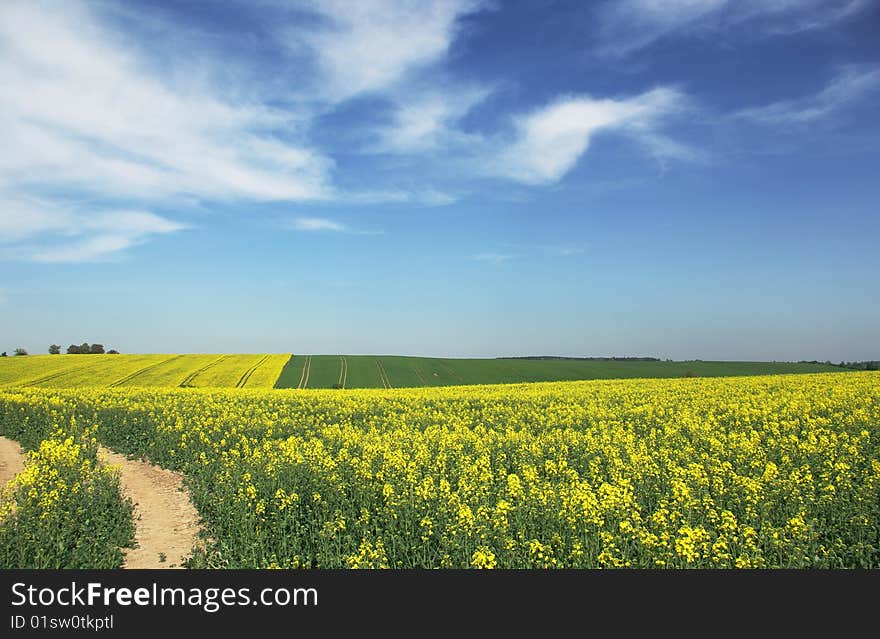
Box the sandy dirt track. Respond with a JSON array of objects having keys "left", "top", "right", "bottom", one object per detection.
[
  {"left": 98, "top": 446, "right": 202, "bottom": 569},
  {"left": 0, "top": 436, "right": 25, "bottom": 486}
]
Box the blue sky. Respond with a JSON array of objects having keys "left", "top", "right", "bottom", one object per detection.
[{"left": 1, "top": 0, "right": 878, "bottom": 360}]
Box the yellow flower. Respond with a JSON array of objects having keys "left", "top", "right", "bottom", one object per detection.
[{"left": 471, "top": 546, "right": 497, "bottom": 569}]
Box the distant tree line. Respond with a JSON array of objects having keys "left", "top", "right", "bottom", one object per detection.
[
  {"left": 835, "top": 360, "right": 879, "bottom": 371},
  {"left": 0, "top": 343, "right": 121, "bottom": 356},
  {"left": 1, "top": 348, "right": 30, "bottom": 357},
  {"left": 797, "top": 360, "right": 879, "bottom": 371},
  {"left": 499, "top": 356, "right": 661, "bottom": 362},
  {"left": 60, "top": 342, "right": 119, "bottom": 355}
]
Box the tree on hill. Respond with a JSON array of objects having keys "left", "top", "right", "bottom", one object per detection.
[
  {"left": 49, "top": 344, "right": 61, "bottom": 354},
  {"left": 837, "top": 360, "right": 880, "bottom": 371},
  {"left": 65, "top": 342, "right": 117, "bottom": 354},
  {"left": 107, "top": 349, "right": 120, "bottom": 354},
  {"left": 0, "top": 352, "right": 6, "bottom": 357},
  {"left": 13, "top": 348, "right": 28, "bottom": 356}
]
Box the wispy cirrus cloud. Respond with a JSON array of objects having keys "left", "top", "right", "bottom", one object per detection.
[
  {"left": 735, "top": 0, "right": 869, "bottom": 36},
  {"left": 734, "top": 67, "right": 880, "bottom": 125},
  {"left": 596, "top": 0, "right": 869, "bottom": 57},
  {"left": 0, "top": 195, "right": 187, "bottom": 263},
  {"left": 472, "top": 253, "right": 515, "bottom": 264},
  {"left": 0, "top": 0, "right": 330, "bottom": 262},
  {"left": 31, "top": 235, "right": 150, "bottom": 264},
  {"left": 371, "top": 86, "right": 491, "bottom": 154},
  {"left": 0, "top": 2, "right": 332, "bottom": 202},
  {"left": 0, "top": 0, "right": 493, "bottom": 261},
  {"left": 499, "top": 242, "right": 589, "bottom": 258},
  {"left": 345, "top": 188, "right": 459, "bottom": 206},
  {"left": 277, "top": 1, "right": 496, "bottom": 172},
  {"left": 290, "top": 217, "right": 348, "bottom": 232},
  {"left": 488, "top": 87, "right": 694, "bottom": 185},
  {"left": 284, "top": 0, "right": 490, "bottom": 103},
  {"left": 289, "top": 217, "right": 383, "bottom": 235},
  {"left": 543, "top": 245, "right": 587, "bottom": 257}
]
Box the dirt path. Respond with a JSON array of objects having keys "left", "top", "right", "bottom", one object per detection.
[
  {"left": 99, "top": 447, "right": 202, "bottom": 569},
  {"left": 0, "top": 436, "right": 25, "bottom": 486}
]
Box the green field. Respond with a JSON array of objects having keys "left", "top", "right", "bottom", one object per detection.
[{"left": 273, "top": 355, "right": 842, "bottom": 389}]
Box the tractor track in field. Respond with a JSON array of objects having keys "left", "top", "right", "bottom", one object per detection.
[
  {"left": 0, "top": 436, "right": 25, "bottom": 487},
  {"left": 338, "top": 357, "right": 348, "bottom": 389},
  {"left": 235, "top": 355, "right": 270, "bottom": 388},
  {"left": 109, "top": 355, "right": 184, "bottom": 388},
  {"left": 413, "top": 367, "right": 428, "bottom": 386},
  {"left": 297, "top": 355, "right": 312, "bottom": 389},
  {"left": 179, "top": 355, "right": 227, "bottom": 388},
  {"left": 436, "top": 360, "right": 464, "bottom": 384},
  {"left": 19, "top": 361, "right": 97, "bottom": 387},
  {"left": 376, "top": 359, "right": 392, "bottom": 389}
]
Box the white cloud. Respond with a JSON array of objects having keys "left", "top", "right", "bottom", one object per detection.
[
  {"left": 735, "top": 0, "right": 868, "bottom": 35},
  {"left": 0, "top": 194, "right": 75, "bottom": 242},
  {"left": 373, "top": 86, "right": 490, "bottom": 153},
  {"left": 289, "top": 217, "right": 383, "bottom": 235},
  {"left": 0, "top": 0, "right": 334, "bottom": 261},
  {"left": 548, "top": 246, "right": 586, "bottom": 257},
  {"left": 472, "top": 253, "right": 514, "bottom": 264},
  {"left": 0, "top": 193, "right": 186, "bottom": 262},
  {"left": 412, "top": 189, "right": 459, "bottom": 206},
  {"left": 288, "top": 0, "right": 489, "bottom": 102},
  {"left": 82, "top": 211, "right": 186, "bottom": 237},
  {"left": 490, "top": 88, "right": 689, "bottom": 185},
  {"left": 0, "top": 0, "right": 492, "bottom": 262},
  {"left": 31, "top": 235, "right": 138, "bottom": 264},
  {"left": 598, "top": 0, "right": 869, "bottom": 56},
  {"left": 599, "top": 0, "right": 726, "bottom": 56},
  {"left": 0, "top": 1, "right": 332, "bottom": 202},
  {"left": 734, "top": 67, "right": 880, "bottom": 124},
  {"left": 500, "top": 242, "right": 589, "bottom": 258},
  {"left": 345, "top": 188, "right": 459, "bottom": 206},
  {"left": 291, "top": 217, "right": 349, "bottom": 232}
]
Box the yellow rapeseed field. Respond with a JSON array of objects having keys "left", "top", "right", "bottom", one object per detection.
[
  {"left": 1, "top": 372, "right": 878, "bottom": 568},
  {"left": 0, "top": 354, "right": 291, "bottom": 389},
  {"left": 184, "top": 354, "right": 291, "bottom": 388},
  {"left": 0, "top": 429, "right": 134, "bottom": 568}
]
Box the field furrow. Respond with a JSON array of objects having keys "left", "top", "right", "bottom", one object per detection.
[
  {"left": 109, "top": 355, "right": 186, "bottom": 387},
  {"left": 239, "top": 354, "right": 289, "bottom": 388},
  {"left": 338, "top": 357, "right": 348, "bottom": 389},
  {"left": 179, "top": 355, "right": 228, "bottom": 387},
  {"left": 300, "top": 355, "right": 312, "bottom": 389},
  {"left": 376, "top": 359, "right": 392, "bottom": 389},
  {"left": 235, "top": 355, "right": 271, "bottom": 388}
]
